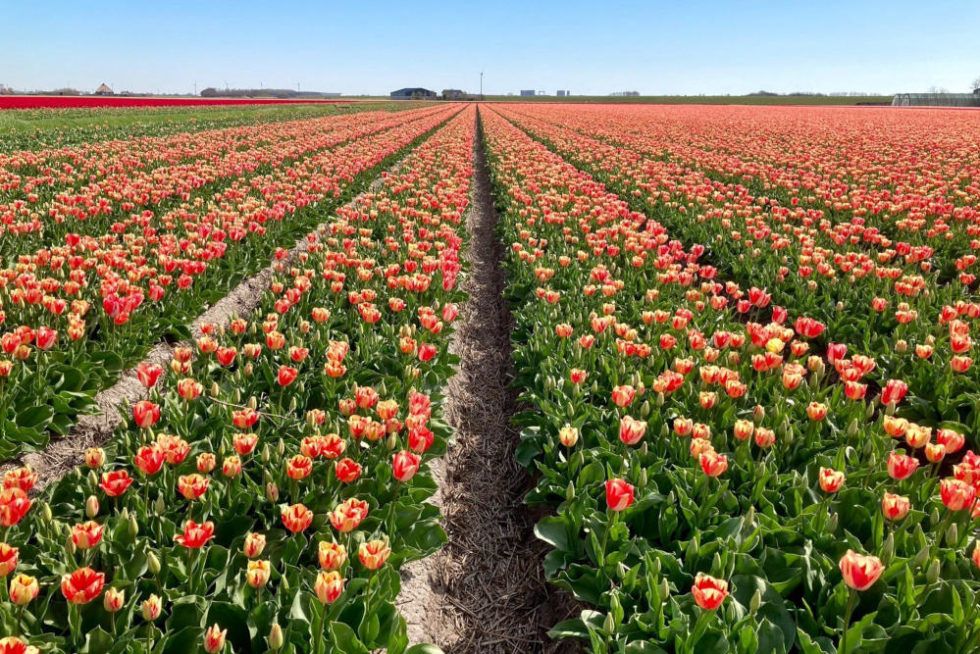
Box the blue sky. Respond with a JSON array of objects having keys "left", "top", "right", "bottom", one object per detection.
[{"left": 4, "top": 0, "right": 979, "bottom": 96}]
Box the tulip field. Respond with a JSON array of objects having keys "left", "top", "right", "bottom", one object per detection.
[{"left": 0, "top": 99, "right": 979, "bottom": 653}]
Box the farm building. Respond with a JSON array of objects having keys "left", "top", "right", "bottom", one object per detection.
[
  {"left": 442, "top": 89, "right": 467, "bottom": 100},
  {"left": 520, "top": 90, "right": 536, "bottom": 97},
  {"left": 94, "top": 83, "right": 114, "bottom": 95},
  {"left": 390, "top": 87, "right": 437, "bottom": 100},
  {"left": 892, "top": 90, "right": 980, "bottom": 107}
]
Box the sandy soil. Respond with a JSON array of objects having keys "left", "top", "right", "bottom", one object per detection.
[{"left": 398, "top": 109, "right": 579, "bottom": 654}]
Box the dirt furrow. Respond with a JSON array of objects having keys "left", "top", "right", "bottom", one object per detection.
[{"left": 399, "top": 108, "right": 577, "bottom": 654}]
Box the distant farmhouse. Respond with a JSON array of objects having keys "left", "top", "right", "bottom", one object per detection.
[
  {"left": 557, "top": 90, "right": 571, "bottom": 97},
  {"left": 390, "top": 87, "right": 437, "bottom": 100},
  {"left": 892, "top": 89, "right": 980, "bottom": 107},
  {"left": 442, "top": 89, "right": 468, "bottom": 100},
  {"left": 520, "top": 90, "right": 535, "bottom": 97},
  {"left": 94, "top": 83, "right": 114, "bottom": 96}
]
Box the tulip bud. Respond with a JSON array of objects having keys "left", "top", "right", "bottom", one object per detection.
[
  {"left": 40, "top": 502, "right": 52, "bottom": 523},
  {"left": 947, "top": 523, "right": 958, "bottom": 546},
  {"left": 155, "top": 495, "right": 166, "bottom": 515},
  {"left": 913, "top": 544, "right": 930, "bottom": 568},
  {"left": 565, "top": 482, "right": 575, "bottom": 501},
  {"left": 128, "top": 514, "right": 139, "bottom": 538},
  {"left": 85, "top": 495, "right": 100, "bottom": 518},
  {"left": 210, "top": 382, "right": 220, "bottom": 398},
  {"left": 638, "top": 468, "right": 648, "bottom": 489},
  {"left": 712, "top": 552, "right": 721, "bottom": 572},
  {"left": 148, "top": 551, "right": 161, "bottom": 575},
  {"left": 640, "top": 400, "right": 650, "bottom": 419},
  {"left": 602, "top": 612, "right": 615, "bottom": 634},
  {"left": 261, "top": 444, "right": 271, "bottom": 463},
  {"left": 277, "top": 440, "right": 286, "bottom": 456},
  {"left": 266, "top": 482, "right": 279, "bottom": 503},
  {"left": 827, "top": 512, "right": 838, "bottom": 533},
  {"left": 753, "top": 405, "right": 765, "bottom": 423},
  {"left": 749, "top": 588, "right": 762, "bottom": 615},
  {"left": 882, "top": 532, "right": 894, "bottom": 562},
  {"left": 926, "top": 559, "right": 940, "bottom": 584},
  {"left": 386, "top": 434, "right": 398, "bottom": 450},
  {"left": 88, "top": 470, "right": 99, "bottom": 487},
  {"left": 268, "top": 623, "right": 284, "bottom": 650},
  {"left": 659, "top": 577, "right": 669, "bottom": 599},
  {"left": 895, "top": 339, "right": 908, "bottom": 354},
  {"left": 655, "top": 392, "right": 664, "bottom": 407}
]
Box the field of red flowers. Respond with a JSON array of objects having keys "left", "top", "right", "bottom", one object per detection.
[
  {"left": 0, "top": 101, "right": 978, "bottom": 653},
  {"left": 0, "top": 97, "right": 352, "bottom": 110}
]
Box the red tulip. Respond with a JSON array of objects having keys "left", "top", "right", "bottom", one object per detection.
[
  {"left": 60, "top": 567, "right": 106, "bottom": 604},
  {"left": 392, "top": 450, "right": 421, "bottom": 482},
  {"left": 839, "top": 550, "right": 883, "bottom": 591},
  {"left": 281, "top": 503, "right": 314, "bottom": 533},
  {"left": 99, "top": 470, "right": 133, "bottom": 498},
  {"left": 175, "top": 520, "right": 215, "bottom": 549},
  {"left": 132, "top": 400, "right": 161, "bottom": 428},
  {"left": 604, "top": 478, "right": 635, "bottom": 512},
  {"left": 691, "top": 573, "right": 729, "bottom": 610}
]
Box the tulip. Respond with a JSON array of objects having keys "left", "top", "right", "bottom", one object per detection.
[
  {"left": 318, "top": 541, "right": 347, "bottom": 571},
  {"left": 618, "top": 416, "right": 647, "bottom": 446},
  {"left": 132, "top": 400, "right": 160, "bottom": 428},
  {"left": 839, "top": 549, "right": 883, "bottom": 591},
  {"left": 175, "top": 520, "right": 215, "bottom": 549},
  {"left": 691, "top": 573, "right": 729, "bottom": 610},
  {"left": 61, "top": 567, "right": 106, "bottom": 604},
  {"left": 136, "top": 362, "right": 164, "bottom": 388},
  {"left": 0, "top": 637, "right": 39, "bottom": 654},
  {"left": 243, "top": 532, "right": 266, "bottom": 558},
  {"left": 818, "top": 467, "right": 845, "bottom": 493},
  {"left": 2, "top": 468, "right": 36, "bottom": 493},
  {"left": 0, "top": 489, "right": 31, "bottom": 527},
  {"left": 887, "top": 451, "right": 918, "bottom": 480},
  {"left": 881, "top": 493, "right": 910, "bottom": 521},
  {"left": 358, "top": 539, "right": 392, "bottom": 570},
  {"left": 940, "top": 478, "right": 975, "bottom": 511},
  {"left": 605, "top": 478, "right": 635, "bottom": 512},
  {"left": 281, "top": 503, "right": 314, "bottom": 533},
  {"left": 699, "top": 451, "right": 728, "bottom": 478},
  {"left": 103, "top": 587, "right": 125, "bottom": 613},
  {"left": 177, "top": 474, "right": 209, "bottom": 501},
  {"left": 84, "top": 448, "right": 106, "bottom": 469},
  {"left": 611, "top": 385, "right": 636, "bottom": 408},
  {"left": 203, "top": 624, "right": 227, "bottom": 653},
  {"left": 71, "top": 520, "right": 104, "bottom": 550},
  {"left": 806, "top": 402, "right": 827, "bottom": 421},
  {"left": 314, "top": 570, "right": 344, "bottom": 604},
  {"left": 0, "top": 543, "right": 19, "bottom": 577},
  {"left": 392, "top": 450, "right": 421, "bottom": 482},
  {"left": 141, "top": 594, "right": 162, "bottom": 621},
  {"left": 8, "top": 573, "right": 39, "bottom": 605},
  {"left": 277, "top": 365, "right": 298, "bottom": 387},
  {"left": 334, "top": 458, "right": 362, "bottom": 483},
  {"left": 838, "top": 549, "right": 884, "bottom": 651},
  {"left": 134, "top": 445, "right": 165, "bottom": 476},
  {"left": 558, "top": 425, "right": 579, "bottom": 447},
  {"left": 246, "top": 560, "right": 271, "bottom": 589},
  {"left": 329, "top": 498, "right": 369, "bottom": 532},
  {"left": 285, "top": 454, "right": 313, "bottom": 480}
]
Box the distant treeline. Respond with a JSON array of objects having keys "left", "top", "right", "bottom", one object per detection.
[{"left": 200, "top": 88, "right": 340, "bottom": 99}]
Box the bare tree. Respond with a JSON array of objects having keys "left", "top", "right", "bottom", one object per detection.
[{"left": 973, "top": 76, "right": 980, "bottom": 92}]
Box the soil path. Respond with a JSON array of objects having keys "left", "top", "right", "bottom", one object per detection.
[{"left": 399, "top": 109, "right": 578, "bottom": 654}]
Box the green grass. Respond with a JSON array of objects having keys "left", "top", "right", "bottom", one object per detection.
[
  {"left": 482, "top": 95, "right": 893, "bottom": 106},
  {"left": 0, "top": 101, "right": 436, "bottom": 152}
]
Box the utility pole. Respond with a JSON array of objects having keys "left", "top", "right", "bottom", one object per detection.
[{"left": 480, "top": 71, "right": 484, "bottom": 101}]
